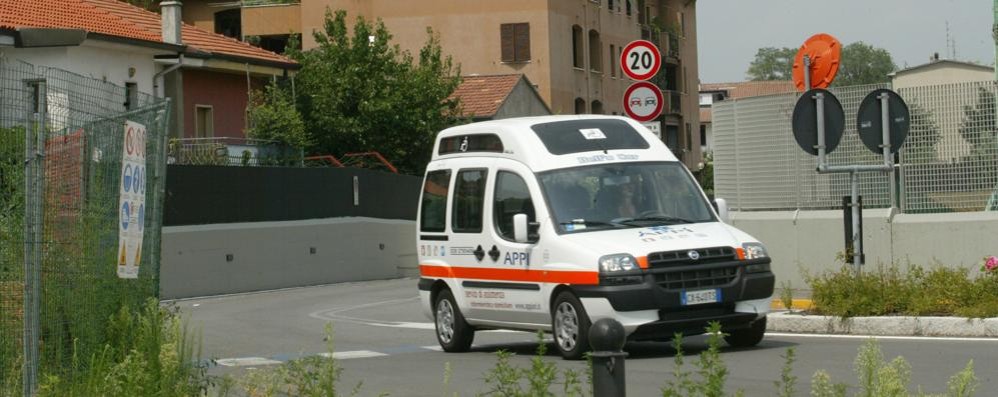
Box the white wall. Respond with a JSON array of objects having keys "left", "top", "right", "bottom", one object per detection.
[
  {"left": 1, "top": 39, "right": 167, "bottom": 96},
  {"left": 728, "top": 210, "right": 998, "bottom": 294}
]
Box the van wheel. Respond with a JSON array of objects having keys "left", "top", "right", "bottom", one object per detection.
[
  {"left": 551, "top": 291, "right": 591, "bottom": 360},
  {"left": 724, "top": 316, "right": 767, "bottom": 348},
  {"left": 434, "top": 289, "right": 474, "bottom": 352}
]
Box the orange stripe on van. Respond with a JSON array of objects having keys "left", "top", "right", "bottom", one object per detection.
[{"left": 419, "top": 264, "right": 599, "bottom": 285}]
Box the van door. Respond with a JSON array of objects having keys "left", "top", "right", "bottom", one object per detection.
[
  {"left": 480, "top": 159, "right": 547, "bottom": 326},
  {"left": 444, "top": 159, "right": 495, "bottom": 321}
]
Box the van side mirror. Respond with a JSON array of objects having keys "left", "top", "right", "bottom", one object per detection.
[
  {"left": 513, "top": 214, "right": 530, "bottom": 243},
  {"left": 714, "top": 198, "right": 730, "bottom": 223}
]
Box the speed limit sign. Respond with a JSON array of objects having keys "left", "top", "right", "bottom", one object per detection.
[{"left": 620, "top": 40, "right": 661, "bottom": 81}]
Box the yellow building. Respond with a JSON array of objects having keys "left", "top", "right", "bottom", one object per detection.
[{"left": 181, "top": 0, "right": 702, "bottom": 166}]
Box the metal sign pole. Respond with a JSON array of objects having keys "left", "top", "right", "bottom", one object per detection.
[
  {"left": 850, "top": 171, "right": 861, "bottom": 271},
  {"left": 803, "top": 55, "right": 812, "bottom": 91},
  {"left": 815, "top": 91, "right": 826, "bottom": 169},
  {"left": 879, "top": 92, "right": 892, "bottom": 167}
]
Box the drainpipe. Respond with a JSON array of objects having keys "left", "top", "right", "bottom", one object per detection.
[{"left": 153, "top": 53, "right": 183, "bottom": 98}]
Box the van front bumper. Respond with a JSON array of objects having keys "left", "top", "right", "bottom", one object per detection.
[{"left": 572, "top": 258, "right": 774, "bottom": 340}]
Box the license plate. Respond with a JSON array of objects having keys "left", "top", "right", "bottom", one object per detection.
[{"left": 682, "top": 289, "right": 720, "bottom": 306}]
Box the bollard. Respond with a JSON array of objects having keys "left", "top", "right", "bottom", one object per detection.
[{"left": 589, "top": 318, "right": 628, "bottom": 397}]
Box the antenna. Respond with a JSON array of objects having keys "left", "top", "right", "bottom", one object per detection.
[{"left": 945, "top": 21, "right": 957, "bottom": 59}]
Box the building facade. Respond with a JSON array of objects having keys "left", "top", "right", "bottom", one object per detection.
[{"left": 179, "top": 0, "right": 702, "bottom": 167}]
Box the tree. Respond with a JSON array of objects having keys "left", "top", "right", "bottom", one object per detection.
[
  {"left": 120, "top": 0, "right": 157, "bottom": 11},
  {"left": 833, "top": 42, "right": 896, "bottom": 86},
  {"left": 957, "top": 87, "right": 998, "bottom": 166},
  {"left": 901, "top": 103, "right": 941, "bottom": 164},
  {"left": 745, "top": 42, "right": 896, "bottom": 86},
  {"left": 246, "top": 82, "right": 309, "bottom": 150},
  {"left": 289, "top": 10, "right": 462, "bottom": 175},
  {"left": 746, "top": 47, "right": 796, "bottom": 81}
]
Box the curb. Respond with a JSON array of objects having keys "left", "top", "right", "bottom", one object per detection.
[{"left": 767, "top": 312, "right": 998, "bottom": 338}]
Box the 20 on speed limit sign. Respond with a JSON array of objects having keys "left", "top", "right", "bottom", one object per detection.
[
  {"left": 620, "top": 40, "right": 661, "bottom": 81},
  {"left": 623, "top": 81, "right": 663, "bottom": 122}
]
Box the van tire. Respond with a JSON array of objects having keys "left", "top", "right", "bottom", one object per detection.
[
  {"left": 724, "top": 316, "right": 766, "bottom": 348},
  {"left": 551, "top": 291, "right": 591, "bottom": 360},
  {"left": 434, "top": 289, "right": 474, "bottom": 352}
]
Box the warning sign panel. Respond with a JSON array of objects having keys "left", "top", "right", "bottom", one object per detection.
[{"left": 117, "top": 120, "right": 147, "bottom": 279}]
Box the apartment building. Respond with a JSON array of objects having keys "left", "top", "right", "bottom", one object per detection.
[{"left": 180, "top": 0, "right": 702, "bottom": 166}]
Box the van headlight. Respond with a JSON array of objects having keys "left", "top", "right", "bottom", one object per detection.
[
  {"left": 741, "top": 243, "right": 768, "bottom": 260},
  {"left": 598, "top": 254, "right": 637, "bottom": 273}
]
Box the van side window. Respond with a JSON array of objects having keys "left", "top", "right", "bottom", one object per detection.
[
  {"left": 420, "top": 170, "right": 451, "bottom": 232},
  {"left": 494, "top": 171, "right": 535, "bottom": 241},
  {"left": 452, "top": 169, "right": 487, "bottom": 233}
]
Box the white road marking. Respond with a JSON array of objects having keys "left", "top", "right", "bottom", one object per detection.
[
  {"left": 319, "top": 350, "right": 389, "bottom": 360},
  {"left": 767, "top": 332, "right": 998, "bottom": 342},
  {"left": 421, "top": 345, "right": 443, "bottom": 351},
  {"left": 216, "top": 357, "right": 282, "bottom": 367}
]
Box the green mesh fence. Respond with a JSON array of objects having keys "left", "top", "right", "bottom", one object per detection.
[{"left": 0, "top": 57, "right": 170, "bottom": 395}]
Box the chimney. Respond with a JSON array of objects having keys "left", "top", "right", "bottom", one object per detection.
[
  {"left": 161, "top": 1, "right": 183, "bottom": 45},
  {"left": 932, "top": 52, "right": 940, "bottom": 62}
]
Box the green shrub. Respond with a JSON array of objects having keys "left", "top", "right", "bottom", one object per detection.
[
  {"left": 807, "top": 263, "right": 998, "bottom": 317},
  {"left": 480, "top": 331, "right": 588, "bottom": 397},
  {"left": 35, "top": 299, "right": 209, "bottom": 396}
]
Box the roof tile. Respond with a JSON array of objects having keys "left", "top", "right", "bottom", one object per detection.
[
  {"left": 1, "top": 0, "right": 294, "bottom": 66},
  {"left": 449, "top": 74, "right": 523, "bottom": 118}
]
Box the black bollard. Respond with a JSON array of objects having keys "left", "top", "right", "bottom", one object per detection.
[{"left": 589, "top": 318, "right": 628, "bottom": 397}]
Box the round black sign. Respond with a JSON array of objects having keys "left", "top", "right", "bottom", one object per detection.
[
  {"left": 856, "top": 89, "right": 909, "bottom": 155},
  {"left": 792, "top": 88, "right": 846, "bottom": 156}
]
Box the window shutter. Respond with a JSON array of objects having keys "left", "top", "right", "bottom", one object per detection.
[
  {"left": 500, "top": 24, "right": 515, "bottom": 62},
  {"left": 514, "top": 23, "right": 530, "bottom": 61}
]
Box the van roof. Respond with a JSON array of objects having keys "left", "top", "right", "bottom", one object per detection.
[{"left": 431, "top": 115, "right": 678, "bottom": 172}]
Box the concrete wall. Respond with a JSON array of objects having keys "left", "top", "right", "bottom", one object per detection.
[
  {"left": 493, "top": 79, "right": 552, "bottom": 119},
  {"left": 729, "top": 210, "right": 998, "bottom": 293},
  {"left": 242, "top": 4, "right": 302, "bottom": 36},
  {"left": 1, "top": 40, "right": 164, "bottom": 96},
  {"left": 160, "top": 217, "right": 416, "bottom": 299}
]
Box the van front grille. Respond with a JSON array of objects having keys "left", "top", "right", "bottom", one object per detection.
[
  {"left": 647, "top": 246, "right": 736, "bottom": 269},
  {"left": 654, "top": 266, "right": 739, "bottom": 290}
]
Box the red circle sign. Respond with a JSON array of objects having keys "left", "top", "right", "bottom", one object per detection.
[
  {"left": 623, "top": 81, "right": 663, "bottom": 122},
  {"left": 620, "top": 40, "right": 662, "bottom": 81}
]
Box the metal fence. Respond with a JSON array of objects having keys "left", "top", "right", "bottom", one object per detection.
[
  {"left": 167, "top": 137, "right": 302, "bottom": 166},
  {"left": 0, "top": 57, "right": 170, "bottom": 395},
  {"left": 712, "top": 81, "right": 998, "bottom": 213}
]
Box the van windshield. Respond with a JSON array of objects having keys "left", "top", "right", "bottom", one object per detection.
[{"left": 537, "top": 162, "right": 715, "bottom": 233}]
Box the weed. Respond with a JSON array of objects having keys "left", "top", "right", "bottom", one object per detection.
[
  {"left": 479, "top": 332, "right": 587, "bottom": 397},
  {"left": 810, "top": 370, "right": 846, "bottom": 397},
  {"left": 662, "top": 323, "right": 739, "bottom": 397},
  {"left": 774, "top": 347, "right": 797, "bottom": 397},
  {"left": 780, "top": 280, "right": 795, "bottom": 312}
]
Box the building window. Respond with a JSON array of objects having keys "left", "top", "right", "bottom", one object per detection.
[
  {"left": 574, "top": 98, "right": 586, "bottom": 114},
  {"left": 608, "top": 0, "right": 615, "bottom": 11},
  {"left": 588, "top": 29, "right": 601, "bottom": 72},
  {"left": 591, "top": 100, "right": 604, "bottom": 115},
  {"left": 124, "top": 82, "right": 138, "bottom": 111},
  {"left": 195, "top": 105, "right": 213, "bottom": 138},
  {"left": 700, "top": 125, "right": 707, "bottom": 146},
  {"left": 501, "top": 23, "right": 530, "bottom": 63},
  {"left": 214, "top": 9, "right": 241, "bottom": 39},
  {"left": 685, "top": 123, "right": 692, "bottom": 151},
  {"left": 617, "top": 46, "right": 623, "bottom": 77},
  {"left": 420, "top": 170, "right": 451, "bottom": 232},
  {"left": 452, "top": 169, "right": 487, "bottom": 233},
  {"left": 626, "top": 0, "right": 632, "bottom": 16},
  {"left": 609, "top": 45, "right": 616, "bottom": 77},
  {"left": 572, "top": 25, "right": 584, "bottom": 68}
]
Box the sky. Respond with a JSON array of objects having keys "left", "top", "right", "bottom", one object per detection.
[{"left": 696, "top": 0, "right": 995, "bottom": 83}]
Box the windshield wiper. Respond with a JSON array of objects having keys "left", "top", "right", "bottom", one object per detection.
[{"left": 612, "top": 216, "right": 695, "bottom": 226}]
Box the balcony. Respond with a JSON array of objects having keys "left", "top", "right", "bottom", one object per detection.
[
  {"left": 664, "top": 90, "right": 682, "bottom": 115},
  {"left": 240, "top": 1, "right": 301, "bottom": 37}
]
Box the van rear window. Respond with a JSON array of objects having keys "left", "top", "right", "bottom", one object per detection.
[
  {"left": 438, "top": 134, "right": 504, "bottom": 155},
  {"left": 531, "top": 119, "right": 650, "bottom": 155}
]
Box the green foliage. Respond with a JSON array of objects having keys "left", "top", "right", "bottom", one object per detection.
[
  {"left": 119, "top": 0, "right": 158, "bottom": 11},
  {"left": 247, "top": 82, "right": 310, "bottom": 151},
  {"left": 779, "top": 280, "right": 794, "bottom": 312},
  {"left": 238, "top": 323, "right": 359, "bottom": 397},
  {"left": 35, "top": 299, "right": 209, "bottom": 396},
  {"left": 746, "top": 42, "right": 895, "bottom": 86},
  {"left": 746, "top": 47, "right": 797, "bottom": 81},
  {"left": 834, "top": 42, "right": 896, "bottom": 86},
  {"left": 957, "top": 87, "right": 998, "bottom": 173},
  {"left": 480, "top": 332, "right": 587, "bottom": 397},
  {"left": 904, "top": 103, "right": 942, "bottom": 164},
  {"left": 810, "top": 370, "right": 847, "bottom": 397},
  {"left": 698, "top": 152, "right": 714, "bottom": 197},
  {"left": 290, "top": 9, "right": 463, "bottom": 175},
  {"left": 807, "top": 263, "right": 998, "bottom": 317},
  {"left": 774, "top": 347, "right": 797, "bottom": 397},
  {"left": 662, "top": 323, "right": 738, "bottom": 397}
]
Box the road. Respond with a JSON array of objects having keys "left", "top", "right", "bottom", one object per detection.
[{"left": 175, "top": 278, "right": 998, "bottom": 396}]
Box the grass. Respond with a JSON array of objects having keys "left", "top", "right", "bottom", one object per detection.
[{"left": 807, "top": 263, "right": 998, "bottom": 318}]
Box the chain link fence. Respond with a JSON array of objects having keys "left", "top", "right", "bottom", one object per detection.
[
  {"left": 713, "top": 81, "right": 998, "bottom": 213},
  {"left": 0, "top": 57, "right": 170, "bottom": 395}
]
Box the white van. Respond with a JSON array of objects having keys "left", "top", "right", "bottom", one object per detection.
[{"left": 416, "top": 115, "right": 774, "bottom": 359}]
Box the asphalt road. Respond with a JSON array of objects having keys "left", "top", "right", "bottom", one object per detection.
[{"left": 174, "top": 278, "right": 998, "bottom": 396}]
